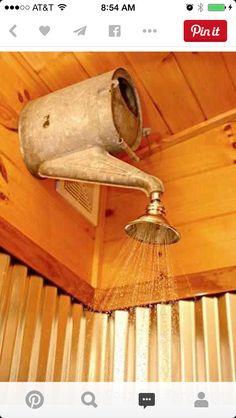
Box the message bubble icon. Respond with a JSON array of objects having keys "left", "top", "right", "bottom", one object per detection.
[{"left": 138, "top": 393, "right": 155, "bottom": 409}]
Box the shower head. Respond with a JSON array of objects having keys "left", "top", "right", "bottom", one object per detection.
[{"left": 125, "top": 192, "right": 180, "bottom": 245}]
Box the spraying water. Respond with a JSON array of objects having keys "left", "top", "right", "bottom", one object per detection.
[
  {"left": 85, "top": 224, "right": 186, "bottom": 381},
  {"left": 94, "top": 225, "right": 179, "bottom": 313}
]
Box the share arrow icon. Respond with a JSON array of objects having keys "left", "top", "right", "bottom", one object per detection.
[{"left": 74, "top": 26, "right": 87, "bottom": 36}]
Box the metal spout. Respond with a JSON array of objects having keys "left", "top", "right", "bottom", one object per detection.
[
  {"left": 125, "top": 192, "right": 181, "bottom": 245},
  {"left": 38, "top": 146, "right": 165, "bottom": 196}
]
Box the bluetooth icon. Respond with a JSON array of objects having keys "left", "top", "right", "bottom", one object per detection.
[{"left": 198, "top": 2, "right": 204, "bottom": 12}]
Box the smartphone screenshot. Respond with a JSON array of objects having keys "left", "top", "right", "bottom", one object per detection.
[{"left": 0, "top": 0, "right": 235, "bottom": 416}]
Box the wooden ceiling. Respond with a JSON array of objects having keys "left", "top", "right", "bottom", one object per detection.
[{"left": 1, "top": 52, "right": 236, "bottom": 141}]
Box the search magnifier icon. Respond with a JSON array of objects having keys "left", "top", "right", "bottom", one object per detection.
[{"left": 81, "top": 391, "right": 98, "bottom": 408}]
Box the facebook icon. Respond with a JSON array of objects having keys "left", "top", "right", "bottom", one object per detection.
[{"left": 109, "top": 25, "right": 121, "bottom": 37}]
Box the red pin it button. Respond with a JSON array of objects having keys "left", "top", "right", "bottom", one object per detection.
[{"left": 184, "top": 20, "right": 227, "bottom": 42}]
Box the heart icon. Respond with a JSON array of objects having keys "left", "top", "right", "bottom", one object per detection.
[{"left": 39, "top": 26, "right": 50, "bottom": 36}]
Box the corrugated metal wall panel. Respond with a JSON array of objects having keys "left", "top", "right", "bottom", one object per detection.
[
  {"left": 226, "top": 293, "right": 236, "bottom": 381},
  {"left": 135, "top": 307, "right": 150, "bottom": 381},
  {"left": 113, "top": 310, "right": 128, "bottom": 381},
  {"left": 179, "top": 300, "right": 196, "bottom": 381},
  {"left": 157, "top": 304, "right": 172, "bottom": 381},
  {"left": 0, "top": 252, "right": 235, "bottom": 382},
  {"left": 202, "top": 296, "right": 222, "bottom": 381}
]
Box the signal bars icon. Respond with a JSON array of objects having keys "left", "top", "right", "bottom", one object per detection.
[{"left": 58, "top": 3, "right": 67, "bottom": 10}]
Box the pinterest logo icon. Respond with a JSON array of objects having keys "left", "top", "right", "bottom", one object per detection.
[{"left": 25, "top": 390, "right": 44, "bottom": 409}]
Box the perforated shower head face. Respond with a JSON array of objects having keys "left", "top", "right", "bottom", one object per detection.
[
  {"left": 125, "top": 214, "right": 180, "bottom": 245},
  {"left": 125, "top": 193, "right": 181, "bottom": 245}
]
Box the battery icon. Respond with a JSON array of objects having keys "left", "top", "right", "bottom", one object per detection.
[{"left": 208, "top": 4, "right": 226, "bottom": 11}]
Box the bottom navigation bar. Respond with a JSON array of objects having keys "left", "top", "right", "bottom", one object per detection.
[{"left": 0, "top": 383, "right": 235, "bottom": 417}]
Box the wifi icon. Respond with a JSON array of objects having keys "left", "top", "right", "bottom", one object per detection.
[{"left": 58, "top": 3, "right": 67, "bottom": 10}]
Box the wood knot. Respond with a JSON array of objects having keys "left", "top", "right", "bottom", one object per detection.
[
  {"left": 18, "top": 92, "right": 24, "bottom": 103},
  {"left": 0, "top": 157, "right": 8, "bottom": 183},
  {"left": 105, "top": 208, "right": 114, "bottom": 217},
  {"left": 24, "top": 89, "right": 31, "bottom": 100},
  {"left": 18, "top": 90, "right": 31, "bottom": 104},
  {"left": 0, "top": 192, "right": 9, "bottom": 201},
  {"left": 224, "top": 124, "right": 234, "bottom": 137}
]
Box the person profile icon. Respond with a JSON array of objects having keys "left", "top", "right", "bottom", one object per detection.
[{"left": 194, "top": 392, "right": 209, "bottom": 408}]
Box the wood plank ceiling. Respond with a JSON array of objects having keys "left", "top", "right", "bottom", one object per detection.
[{"left": 1, "top": 52, "right": 236, "bottom": 142}]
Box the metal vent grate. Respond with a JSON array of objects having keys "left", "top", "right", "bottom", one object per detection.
[{"left": 56, "top": 180, "right": 100, "bottom": 226}]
